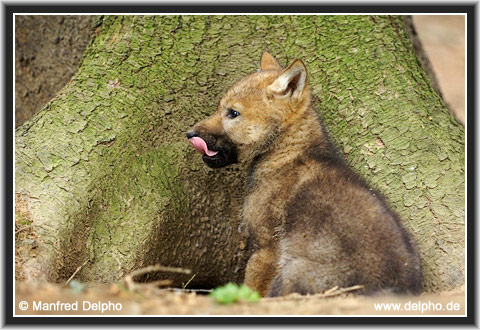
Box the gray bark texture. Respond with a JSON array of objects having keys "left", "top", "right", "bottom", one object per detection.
[{"left": 15, "top": 15, "right": 464, "bottom": 291}]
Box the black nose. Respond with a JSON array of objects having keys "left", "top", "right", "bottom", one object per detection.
[{"left": 186, "top": 131, "right": 197, "bottom": 139}]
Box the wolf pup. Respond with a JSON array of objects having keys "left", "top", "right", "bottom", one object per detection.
[{"left": 186, "top": 53, "right": 422, "bottom": 297}]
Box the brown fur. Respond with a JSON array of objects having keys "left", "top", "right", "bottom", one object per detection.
[{"left": 187, "top": 53, "right": 422, "bottom": 297}]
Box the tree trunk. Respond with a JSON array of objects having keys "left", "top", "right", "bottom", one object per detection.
[
  {"left": 15, "top": 15, "right": 464, "bottom": 291},
  {"left": 15, "top": 15, "right": 98, "bottom": 127}
]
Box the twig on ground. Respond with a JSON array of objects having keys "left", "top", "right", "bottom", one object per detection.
[
  {"left": 65, "top": 259, "right": 89, "bottom": 286},
  {"left": 15, "top": 224, "right": 34, "bottom": 234},
  {"left": 124, "top": 264, "right": 191, "bottom": 291},
  {"left": 160, "top": 288, "right": 213, "bottom": 294},
  {"left": 263, "top": 285, "right": 365, "bottom": 302},
  {"left": 182, "top": 274, "right": 196, "bottom": 290},
  {"left": 324, "top": 286, "right": 339, "bottom": 295}
]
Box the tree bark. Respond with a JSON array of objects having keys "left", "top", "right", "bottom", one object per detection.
[
  {"left": 15, "top": 15, "right": 464, "bottom": 291},
  {"left": 15, "top": 15, "right": 98, "bottom": 127}
]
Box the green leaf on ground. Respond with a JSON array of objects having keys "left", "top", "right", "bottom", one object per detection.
[{"left": 210, "top": 283, "right": 260, "bottom": 304}]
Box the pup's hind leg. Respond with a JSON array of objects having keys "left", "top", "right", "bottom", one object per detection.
[
  {"left": 244, "top": 248, "right": 277, "bottom": 297},
  {"left": 266, "top": 273, "right": 285, "bottom": 297},
  {"left": 267, "top": 254, "right": 342, "bottom": 297},
  {"left": 266, "top": 267, "right": 318, "bottom": 297}
]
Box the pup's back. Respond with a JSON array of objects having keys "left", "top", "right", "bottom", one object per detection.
[{"left": 267, "top": 137, "right": 422, "bottom": 296}]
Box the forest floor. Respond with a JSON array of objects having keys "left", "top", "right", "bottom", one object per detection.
[{"left": 15, "top": 281, "right": 465, "bottom": 316}]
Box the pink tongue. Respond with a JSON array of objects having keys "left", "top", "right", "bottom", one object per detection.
[{"left": 188, "top": 137, "right": 219, "bottom": 157}]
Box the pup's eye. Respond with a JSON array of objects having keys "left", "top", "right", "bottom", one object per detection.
[{"left": 226, "top": 109, "right": 240, "bottom": 119}]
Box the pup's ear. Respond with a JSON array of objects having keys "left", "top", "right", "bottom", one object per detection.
[
  {"left": 260, "top": 52, "right": 282, "bottom": 71},
  {"left": 267, "top": 60, "right": 307, "bottom": 99}
]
